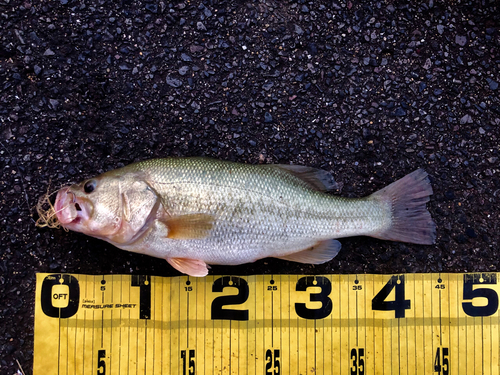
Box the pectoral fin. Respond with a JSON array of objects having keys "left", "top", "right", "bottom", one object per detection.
[
  {"left": 275, "top": 239, "right": 341, "bottom": 264},
  {"left": 166, "top": 257, "right": 210, "bottom": 277},
  {"left": 161, "top": 213, "right": 214, "bottom": 239}
]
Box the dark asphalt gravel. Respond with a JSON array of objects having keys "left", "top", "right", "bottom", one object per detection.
[{"left": 1, "top": 0, "right": 499, "bottom": 373}]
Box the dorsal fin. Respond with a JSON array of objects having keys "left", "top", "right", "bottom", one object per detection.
[{"left": 270, "top": 164, "right": 337, "bottom": 191}]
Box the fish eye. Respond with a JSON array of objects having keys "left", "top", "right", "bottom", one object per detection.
[{"left": 84, "top": 180, "right": 96, "bottom": 194}]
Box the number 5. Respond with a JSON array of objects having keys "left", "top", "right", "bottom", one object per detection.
[{"left": 462, "top": 273, "right": 499, "bottom": 317}]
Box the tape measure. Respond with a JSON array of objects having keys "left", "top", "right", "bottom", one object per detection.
[{"left": 33, "top": 272, "right": 499, "bottom": 374}]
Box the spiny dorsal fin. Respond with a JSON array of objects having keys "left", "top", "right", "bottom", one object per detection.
[{"left": 270, "top": 164, "right": 337, "bottom": 191}]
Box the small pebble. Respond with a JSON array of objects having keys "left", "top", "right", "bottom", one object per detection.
[{"left": 455, "top": 35, "right": 467, "bottom": 46}]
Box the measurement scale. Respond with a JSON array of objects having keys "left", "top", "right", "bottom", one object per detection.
[{"left": 34, "top": 272, "right": 500, "bottom": 374}]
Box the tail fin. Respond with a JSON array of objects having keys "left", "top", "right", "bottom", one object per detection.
[{"left": 371, "top": 169, "right": 436, "bottom": 245}]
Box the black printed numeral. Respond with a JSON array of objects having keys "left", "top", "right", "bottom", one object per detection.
[
  {"left": 181, "top": 349, "right": 195, "bottom": 375},
  {"left": 131, "top": 275, "right": 151, "bottom": 320},
  {"left": 434, "top": 347, "right": 449, "bottom": 375},
  {"left": 97, "top": 349, "right": 106, "bottom": 375},
  {"left": 462, "top": 273, "right": 499, "bottom": 317},
  {"left": 295, "top": 276, "right": 332, "bottom": 320},
  {"left": 265, "top": 349, "right": 280, "bottom": 374},
  {"left": 372, "top": 275, "right": 410, "bottom": 318},
  {"left": 350, "top": 348, "right": 365, "bottom": 375},
  {"left": 211, "top": 277, "right": 249, "bottom": 321}
]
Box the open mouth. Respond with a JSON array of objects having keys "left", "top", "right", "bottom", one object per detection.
[{"left": 54, "top": 187, "right": 88, "bottom": 226}]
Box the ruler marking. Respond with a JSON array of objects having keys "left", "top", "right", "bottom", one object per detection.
[
  {"left": 101, "top": 276, "right": 104, "bottom": 351},
  {"left": 73, "top": 283, "right": 77, "bottom": 375},
  {"left": 405, "top": 293, "right": 408, "bottom": 375},
  {"left": 90, "top": 277, "right": 94, "bottom": 375},
  {"left": 382, "top": 278, "right": 385, "bottom": 375},
  {"left": 83, "top": 278, "right": 87, "bottom": 375},
  {"left": 161, "top": 277, "right": 164, "bottom": 375},
  {"left": 413, "top": 278, "right": 423, "bottom": 374},
  {"left": 135, "top": 314, "right": 138, "bottom": 374},
  {"left": 144, "top": 292, "right": 148, "bottom": 375},
  {"left": 481, "top": 316, "right": 483, "bottom": 374},
  {"left": 297, "top": 275, "right": 300, "bottom": 375},
  {"left": 176, "top": 279, "right": 182, "bottom": 375},
  {"left": 130, "top": 278, "right": 133, "bottom": 375},
  {"left": 447, "top": 274, "right": 451, "bottom": 375},
  {"left": 355, "top": 274, "right": 359, "bottom": 348},
  {"left": 421, "top": 274, "right": 425, "bottom": 375},
  {"left": 271, "top": 274, "right": 274, "bottom": 348},
  {"left": 252, "top": 276, "right": 254, "bottom": 375},
  {"left": 57, "top": 275, "right": 61, "bottom": 375},
  {"left": 281, "top": 275, "right": 284, "bottom": 375},
  {"left": 339, "top": 275, "right": 342, "bottom": 375},
  {"left": 151, "top": 277, "right": 154, "bottom": 375},
  {"left": 482, "top": 317, "right": 484, "bottom": 375},
  {"left": 118, "top": 276, "right": 122, "bottom": 375},
  {"left": 109, "top": 276, "right": 112, "bottom": 375},
  {"left": 466, "top": 298, "right": 468, "bottom": 375},
  {"left": 314, "top": 318, "right": 317, "bottom": 375},
  {"left": 230, "top": 319, "right": 232, "bottom": 374},
  {"left": 65, "top": 307, "right": 68, "bottom": 375},
  {"left": 398, "top": 312, "right": 401, "bottom": 375}
]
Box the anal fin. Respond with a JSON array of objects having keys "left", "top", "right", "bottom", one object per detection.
[
  {"left": 275, "top": 239, "right": 341, "bottom": 264},
  {"left": 166, "top": 257, "right": 210, "bottom": 277}
]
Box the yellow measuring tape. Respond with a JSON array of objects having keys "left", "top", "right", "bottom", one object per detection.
[{"left": 33, "top": 273, "right": 499, "bottom": 374}]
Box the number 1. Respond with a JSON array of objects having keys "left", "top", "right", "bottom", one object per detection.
[{"left": 181, "top": 349, "right": 195, "bottom": 375}]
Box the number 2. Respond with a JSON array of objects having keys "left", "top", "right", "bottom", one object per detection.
[
  {"left": 265, "top": 349, "right": 280, "bottom": 374},
  {"left": 211, "top": 277, "right": 249, "bottom": 321}
]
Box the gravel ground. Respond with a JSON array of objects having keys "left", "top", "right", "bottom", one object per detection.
[{"left": 1, "top": 0, "right": 499, "bottom": 373}]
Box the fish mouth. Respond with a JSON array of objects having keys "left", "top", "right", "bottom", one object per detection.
[{"left": 54, "top": 187, "right": 91, "bottom": 226}]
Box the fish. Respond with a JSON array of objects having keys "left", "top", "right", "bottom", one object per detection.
[{"left": 43, "top": 158, "right": 435, "bottom": 276}]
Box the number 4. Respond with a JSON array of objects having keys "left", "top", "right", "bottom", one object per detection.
[
  {"left": 434, "top": 347, "right": 449, "bottom": 375},
  {"left": 372, "top": 275, "right": 411, "bottom": 318}
]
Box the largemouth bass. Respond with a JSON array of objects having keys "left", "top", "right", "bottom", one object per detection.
[{"left": 45, "top": 158, "right": 435, "bottom": 276}]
